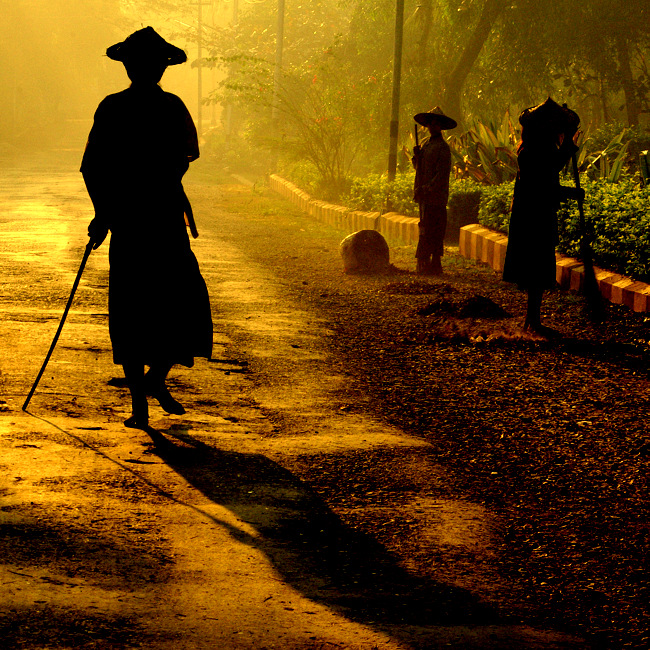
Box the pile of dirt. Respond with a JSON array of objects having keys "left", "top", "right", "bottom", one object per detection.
[{"left": 416, "top": 294, "right": 510, "bottom": 319}]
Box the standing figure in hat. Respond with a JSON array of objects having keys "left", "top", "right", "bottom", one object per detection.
[
  {"left": 412, "top": 107, "right": 457, "bottom": 275},
  {"left": 503, "top": 97, "right": 582, "bottom": 337},
  {"left": 81, "top": 27, "right": 213, "bottom": 429}
]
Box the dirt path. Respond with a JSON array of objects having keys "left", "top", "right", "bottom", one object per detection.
[{"left": 1, "top": 154, "right": 588, "bottom": 648}]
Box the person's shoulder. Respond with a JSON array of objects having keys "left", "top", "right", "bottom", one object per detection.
[
  {"left": 161, "top": 91, "right": 189, "bottom": 108},
  {"left": 95, "top": 89, "right": 130, "bottom": 110},
  {"left": 92, "top": 91, "right": 130, "bottom": 120},
  {"left": 160, "top": 91, "right": 193, "bottom": 118},
  {"left": 100, "top": 89, "right": 130, "bottom": 103},
  {"left": 424, "top": 135, "right": 451, "bottom": 156}
]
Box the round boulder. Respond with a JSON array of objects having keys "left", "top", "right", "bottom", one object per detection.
[{"left": 340, "top": 229, "right": 390, "bottom": 274}]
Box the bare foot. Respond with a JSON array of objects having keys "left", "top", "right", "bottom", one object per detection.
[
  {"left": 523, "top": 319, "right": 562, "bottom": 339},
  {"left": 125, "top": 395, "right": 149, "bottom": 429},
  {"left": 124, "top": 413, "right": 149, "bottom": 429},
  {"left": 149, "top": 385, "right": 185, "bottom": 415}
]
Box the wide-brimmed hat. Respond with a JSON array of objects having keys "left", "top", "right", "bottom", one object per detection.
[
  {"left": 106, "top": 27, "right": 187, "bottom": 66},
  {"left": 519, "top": 97, "right": 580, "bottom": 133},
  {"left": 414, "top": 107, "right": 458, "bottom": 130}
]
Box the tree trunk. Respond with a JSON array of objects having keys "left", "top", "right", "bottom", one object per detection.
[
  {"left": 416, "top": 0, "right": 434, "bottom": 67},
  {"left": 600, "top": 76, "right": 610, "bottom": 125},
  {"left": 615, "top": 34, "right": 640, "bottom": 126},
  {"left": 443, "top": 0, "right": 507, "bottom": 127}
]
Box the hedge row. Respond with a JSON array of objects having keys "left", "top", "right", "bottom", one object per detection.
[{"left": 345, "top": 173, "right": 650, "bottom": 283}]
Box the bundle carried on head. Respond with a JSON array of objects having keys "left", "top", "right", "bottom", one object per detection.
[{"left": 519, "top": 97, "right": 580, "bottom": 138}]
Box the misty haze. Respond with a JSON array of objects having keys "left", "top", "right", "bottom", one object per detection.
[{"left": 1, "top": 2, "right": 649, "bottom": 649}]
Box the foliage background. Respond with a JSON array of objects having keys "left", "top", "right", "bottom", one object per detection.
[
  {"left": 2, "top": 0, "right": 649, "bottom": 281},
  {"left": 191, "top": 0, "right": 650, "bottom": 191}
]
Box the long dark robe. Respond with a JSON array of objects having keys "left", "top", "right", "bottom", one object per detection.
[
  {"left": 503, "top": 138, "right": 577, "bottom": 290},
  {"left": 81, "top": 84, "right": 212, "bottom": 367},
  {"left": 412, "top": 133, "right": 451, "bottom": 259}
]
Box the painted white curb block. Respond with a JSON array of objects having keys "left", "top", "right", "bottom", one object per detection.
[
  {"left": 459, "top": 224, "right": 650, "bottom": 313},
  {"left": 268, "top": 175, "right": 650, "bottom": 312},
  {"left": 269, "top": 174, "right": 419, "bottom": 245}
]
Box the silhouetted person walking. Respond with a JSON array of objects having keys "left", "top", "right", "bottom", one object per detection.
[
  {"left": 81, "top": 27, "right": 212, "bottom": 428},
  {"left": 412, "top": 107, "right": 456, "bottom": 275},
  {"left": 503, "top": 98, "right": 582, "bottom": 337}
]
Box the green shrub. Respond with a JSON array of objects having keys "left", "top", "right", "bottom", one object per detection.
[
  {"left": 586, "top": 124, "right": 650, "bottom": 162},
  {"left": 447, "top": 179, "right": 483, "bottom": 234},
  {"left": 278, "top": 159, "right": 328, "bottom": 197},
  {"left": 477, "top": 182, "right": 514, "bottom": 233},
  {"left": 472, "top": 177, "right": 650, "bottom": 282},
  {"left": 447, "top": 114, "right": 519, "bottom": 184},
  {"left": 448, "top": 178, "right": 484, "bottom": 209},
  {"left": 303, "top": 166, "right": 650, "bottom": 283},
  {"left": 201, "top": 126, "right": 269, "bottom": 175},
  {"left": 578, "top": 125, "right": 650, "bottom": 183},
  {"left": 345, "top": 172, "right": 486, "bottom": 220},
  {"left": 345, "top": 172, "right": 417, "bottom": 216},
  {"left": 557, "top": 179, "right": 650, "bottom": 282}
]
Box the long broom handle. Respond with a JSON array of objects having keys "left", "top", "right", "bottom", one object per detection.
[
  {"left": 570, "top": 150, "right": 587, "bottom": 233},
  {"left": 569, "top": 147, "right": 602, "bottom": 313},
  {"left": 22, "top": 239, "right": 95, "bottom": 411},
  {"left": 563, "top": 103, "right": 590, "bottom": 263}
]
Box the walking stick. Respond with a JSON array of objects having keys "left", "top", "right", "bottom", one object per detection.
[
  {"left": 569, "top": 149, "right": 603, "bottom": 319},
  {"left": 22, "top": 238, "right": 95, "bottom": 411}
]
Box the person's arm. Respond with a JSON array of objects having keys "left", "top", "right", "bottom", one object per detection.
[
  {"left": 411, "top": 144, "right": 421, "bottom": 170},
  {"left": 82, "top": 165, "right": 110, "bottom": 248},
  {"left": 80, "top": 102, "right": 113, "bottom": 248}
]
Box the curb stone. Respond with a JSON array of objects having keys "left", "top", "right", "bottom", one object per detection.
[
  {"left": 458, "top": 223, "right": 650, "bottom": 313},
  {"left": 269, "top": 174, "right": 419, "bottom": 246},
  {"left": 268, "top": 175, "right": 650, "bottom": 312}
]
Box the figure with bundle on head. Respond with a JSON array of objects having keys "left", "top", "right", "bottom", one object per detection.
[{"left": 503, "top": 97, "right": 583, "bottom": 338}]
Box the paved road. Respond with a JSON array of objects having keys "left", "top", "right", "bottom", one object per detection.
[{"left": 0, "top": 152, "right": 587, "bottom": 648}]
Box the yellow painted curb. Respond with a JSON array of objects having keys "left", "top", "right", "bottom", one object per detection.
[{"left": 459, "top": 223, "right": 650, "bottom": 313}]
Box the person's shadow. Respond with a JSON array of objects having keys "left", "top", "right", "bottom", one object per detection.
[{"left": 145, "top": 426, "right": 499, "bottom": 644}]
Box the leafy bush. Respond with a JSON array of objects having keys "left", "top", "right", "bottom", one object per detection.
[
  {"left": 298, "top": 162, "right": 650, "bottom": 283},
  {"left": 477, "top": 182, "right": 514, "bottom": 233},
  {"left": 447, "top": 113, "right": 519, "bottom": 184},
  {"left": 345, "top": 172, "right": 417, "bottom": 216},
  {"left": 473, "top": 177, "right": 650, "bottom": 282},
  {"left": 278, "top": 158, "right": 324, "bottom": 197},
  {"left": 557, "top": 179, "right": 650, "bottom": 282},
  {"left": 345, "top": 172, "right": 487, "bottom": 220},
  {"left": 586, "top": 124, "right": 650, "bottom": 162},
  {"left": 577, "top": 125, "right": 650, "bottom": 183},
  {"left": 346, "top": 173, "right": 388, "bottom": 210},
  {"left": 448, "top": 178, "right": 484, "bottom": 208},
  {"left": 201, "top": 126, "right": 270, "bottom": 175}
]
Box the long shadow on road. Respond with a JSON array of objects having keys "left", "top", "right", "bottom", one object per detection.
[{"left": 147, "top": 426, "right": 501, "bottom": 646}]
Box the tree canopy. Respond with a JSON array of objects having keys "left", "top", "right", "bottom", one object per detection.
[{"left": 4, "top": 0, "right": 648, "bottom": 183}]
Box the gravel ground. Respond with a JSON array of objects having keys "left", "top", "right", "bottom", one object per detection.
[{"left": 202, "top": 169, "right": 650, "bottom": 649}]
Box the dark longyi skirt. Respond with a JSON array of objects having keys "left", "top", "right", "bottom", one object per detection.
[{"left": 108, "top": 223, "right": 212, "bottom": 367}]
